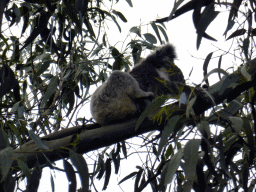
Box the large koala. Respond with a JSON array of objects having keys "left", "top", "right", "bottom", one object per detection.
[
  {"left": 90, "top": 44, "right": 186, "bottom": 125},
  {"left": 90, "top": 71, "right": 154, "bottom": 125},
  {"left": 129, "top": 43, "right": 185, "bottom": 97}
]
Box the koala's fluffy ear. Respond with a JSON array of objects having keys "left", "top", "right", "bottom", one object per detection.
[{"left": 155, "top": 44, "right": 176, "bottom": 61}]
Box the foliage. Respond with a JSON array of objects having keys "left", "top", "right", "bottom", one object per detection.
[{"left": 0, "top": 0, "right": 256, "bottom": 192}]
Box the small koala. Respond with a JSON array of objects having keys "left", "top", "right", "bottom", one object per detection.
[
  {"left": 90, "top": 71, "right": 154, "bottom": 125},
  {"left": 129, "top": 43, "right": 185, "bottom": 97}
]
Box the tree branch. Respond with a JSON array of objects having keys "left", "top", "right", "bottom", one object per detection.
[{"left": 11, "top": 59, "right": 256, "bottom": 172}]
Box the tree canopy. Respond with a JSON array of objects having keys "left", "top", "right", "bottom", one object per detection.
[{"left": 0, "top": 0, "right": 256, "bottom": 192}]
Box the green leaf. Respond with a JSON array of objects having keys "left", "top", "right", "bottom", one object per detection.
[
  {"left": 196, "top": 4, "right": 219, "bottom": 49},
  {"left": 26, "top": 162, "right": 41, "bottom": 192},
  {"left": 228, "top": 117, "right": 243, "bottom": 134},
  {"left": 50, "top": 173, "right": 55, "bottom": 192},
  {"left": 130, "top": 26, "right": 141, "bottom": 37},
  {"left": 118, "top": 172, "right": 137, "bottom": 185},
  {"left": 143, "top": 33, "right": 157, "bottom": 44},
  {"left": 151, "top": 22, "right": 162, "bottom": 43},
  {"left": 102, "top": 158, "right": 111, "bottom": 190},
  {"left": 202, "top": 52, "right": 213, "bottom": 85},
  {"left": 41, "top": 76, "right": 58, "bottom": 108},
  {"left": 0, "top": 128, "right": 8, "bottom": 150},
  {"left": 111, "top": 15, "right": 121, "bottom": 32},
  {"left": 17, "top": 158, "right": 30, "bottom": 177},
  {"left": 158, "top": 115, "right": 180, "bottom": 156},
  {"left": 112, "top": 10, "right": 127, "bottom": 22},
  {"left": 70, "top": 150, "right": 89, "bottom": 192},
  {"left": 29, "top": 130, "right": 49, "bottom": 150},
  {"left": 135, "top": 96, "right": 168, "bottom": 130},
  {"left": 125, "top": 0, "right": 133, "bottom": 7},
  {"left": 0, "top": 147, "right": 13, "bottom": 181},
  {"left": 84, "top": 17, "right": 96, "bottom": 38},
  {"left": 63, "top": 160, "right": 77, "bottom": 192},
  {"left": 158, "top": 25, "right": 169, "bottom": 43},
  {"left": 135, "top": 168, "right": 143, "bottom": 191},
  {"left": 197, "top": 121, "right": 211, "bottom": 139},
  {"left": 219, "top": 74, "right": 239, "bottom": 95},
  {"left": 161, "top": 148, "right": 184, "bottom": 186},
  {"left": 33, "top": 60, "right": 53, "bottom": 80},
  {"left": 183, "top": 139, "right": 200, "bottom": 179},
  {"left": 121, "top": 141, "right": 127, "bottom": 159}
]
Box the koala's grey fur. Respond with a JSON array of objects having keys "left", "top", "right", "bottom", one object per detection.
[
  {"left": 90, "top": 44, "right": 187, "bottom": 125},
  {"left": 129, "top": 44, "right": 185, "bottom": 97},
  {"left": 90, "top": 71, "right": 154, "bottom": 125}
]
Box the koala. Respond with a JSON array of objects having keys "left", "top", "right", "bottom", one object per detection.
[
  {"left": 90, "top": 44, "right": 187, "bottom": 126},
  {"left": 90, "top": 71, "right": 154, "bottom": 125},
  {"left": 129, "top": 44, "right": 186, "bottom": 98}
]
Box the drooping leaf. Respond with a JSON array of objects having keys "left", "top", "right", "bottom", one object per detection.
[
  {"left": 218, "top": 55, "right": 222, "bottom": 80},
  {"left": 70, "top": 150, "right": 89, "bottom": 192},
  {"left": 219, "top": 74, "right": 240, "bottom": 97},
  {"left": 158, "top": 115, "right": 180, "bottom": 156},
  {"left": 197, "top": 121, "right": 211, "bottom": 139},
  {"left": 17, "top": 158, "right": 30, "bottom": 177},
  {"left": 183, "top": 139, "right": 200, "bottom": 191},
  {"left": 196, "top": 4, "right": 219, "bottom": 49},
  {"left": 125, "top": 0, "right": 133, "bottom": 7},
  {"left": 41, "top": 76, "right": 58, "bottom": 109},
  {"left": 96, "top": 155, "right": 105, "bottom": 180},
  {"left": 26, "top": 162, "right": 42, "bottom": 192},
  {"left": 112, "top": 10, "right": 127, "bottom": 23},
  {"left": 158, "top": 25, "right": 169, "bottom": 43},
  {"left": 0, "top": 128, "right": 8, "bottom": 150},
  {"left": 143, "top": 33, "right": 157, "bottom": 44},
  {"left": 243, "top": 38, "right": 249, "bottom": 61},
  {"left": 102, "top": 158, "right": 111, "bottom": 190},
  {"left": 226, "top": 29, "right": 246, "bottom": 40},
  {"left": 63, "top": 160, "right": 77, "bottom": 192},
  {"left": 118, "top": 172, "right": 137, "bottom": 185},
  {"left": 228, "top": 0, "right": 243, "bottom": 22},
  {"left": 202, "top": 52, "right": 213, "bottom": 85},
  {"left": 28, "top": 130, "right": 49, "bottom": 150},
  {"left": 111, "top": 15, "right": 121, "bottom": 32},
  {"left": 130, "top": 26, "right": 141, "bottom": 37},
  {"left": 20, "top": 10, "right": 51, "bottom": 51},
  {"left": 84, "top": 16, "right": 96, "bottom": 38},
  {"left": 134, "top": 168, "right": 143, "bottom": 191},
  {"left": 151, "top": 22, "right": 162, "bottom": 43},
  {"left": 50, "top": 173, "right": 55, "bottom": 192},
  {"left": 0, "top": 147, "right": 13, "bottom": 181},
  {"left": 223, "top": 19, "right": 235, "bottom": 36},
  {"left": 135, "top": 96, "right": 168, "bottom": 130},
  {"left": 121, "top": 141, "right": 127, "bottom": 159},
  {"left": 161, "top": 148, "right": 184, "bottom": 186}
]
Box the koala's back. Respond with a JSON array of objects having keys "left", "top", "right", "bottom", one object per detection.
[{"left": 90, "top": 71, "right": 154, "bottom": 125}]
